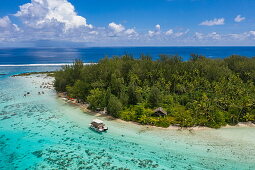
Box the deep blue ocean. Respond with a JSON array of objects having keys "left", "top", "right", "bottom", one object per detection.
[{"left": 0, "top": 47, "right": 255, "bottom": 65}]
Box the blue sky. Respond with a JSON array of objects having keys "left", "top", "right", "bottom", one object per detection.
[{"left": 0, "top": 0, "right": 255, "bottom": 46}]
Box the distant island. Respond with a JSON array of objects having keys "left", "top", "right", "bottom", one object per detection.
[
  {"left": 54, "top": 54, "right": 255, "bottom": 128},
  {"left": 11, "top": 71, "right": 55, "bottom": 77}
]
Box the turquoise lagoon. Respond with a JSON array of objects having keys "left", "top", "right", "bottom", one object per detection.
[{"left": 0, "top": 66, "right": 255, "bottom": 170}]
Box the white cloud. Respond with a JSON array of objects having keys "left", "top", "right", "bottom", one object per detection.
[
  {"left": 174, "top": 29, "right": 189, "bottom": 37},
  {"left": 0, "top": 16, "right": 20, "bottom": 31},
  {"left": 108, "top": 22, "right": 125, "bottom": 33},
  {"left": 0, "top": 16, "right": 12, "bottom": 28},
  {"left": 155, "top": 24, "right": 161, "bottom": 30},
  {"left": 148, "top": 30, "right": 160, "bottom": 37},
  {"left": 0, "top": 16, "right": 21, "bottom": 42},
  {"left": 89, "top": 31, "right": 98, "bottom": 35},
  {"left": 15, "top": 0, "right": 92, "bottom": 31},
  {"left": 194, "top": 32, "right": 204, "bottom": 40},
  {"left": 234, "top": 15, "right": 245, "bottom": 22},
  {"left": 208, "top": 32, "right": 221, "bottom": 40},
  {"left": 249, "top": 31, "right": 255, "bottom": 36},
  {"left": 0, "top": 0, "right": 254, "bottom": 46},
  {"left": 193, "top": 32, "right": 223, "bottom": 41},
  {"left": 107, "top": 23, "right": 138, "bottom": 39},
  {"left": 229, "top": 32, "right": 250, "bottom": 40},
  {"left": 200, "top": 18, "right": 225, "bottom": 26},
  {"left": 165, "top": 29, "right": 173, "bottom": 35},
  {"left": 174, "top": 32, "right": 184, "bottom": 37},
  {"left": 148, "top": 30, "right": 155, "bottom": 37},
  {"left": 147, "top": 24, "right": 162, "bottom": 37},
  {"left": 193, "top": 31, "right": 255, "bottom": 41},
  {"left": 125, "top": 28, "right": 136, "bottom": 35},
  {"left": 229, "top": 31, "right": 255, "bottom": 40}
]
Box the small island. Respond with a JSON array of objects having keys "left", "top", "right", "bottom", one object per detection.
[
  {"left": 12, "top": 71, "right": 55, "bottom": 77},
  {"left": 54, "top": 54, "right": 255, "bottom": 128}
]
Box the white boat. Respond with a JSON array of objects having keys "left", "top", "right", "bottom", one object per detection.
[{"left": 89, "top": 119, "right": 108, "bottom": 132}]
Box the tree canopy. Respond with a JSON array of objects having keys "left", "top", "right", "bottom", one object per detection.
[{"left": 54, "top": 55, "right": 255, "bottom": 128}]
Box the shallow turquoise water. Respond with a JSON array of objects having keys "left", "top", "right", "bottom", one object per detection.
[{"left": 0, "top": 68, "right": 255, "bottom": 169}]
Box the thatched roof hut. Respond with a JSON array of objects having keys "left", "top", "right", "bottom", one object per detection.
[{"left": 153, "top": 107, "right": 167, "bottom": 116}]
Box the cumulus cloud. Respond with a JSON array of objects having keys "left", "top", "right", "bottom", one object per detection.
[
  {"left": 194, "top": 32, "right": 204, "bottom": 40},
  {"left": 0, "top": 16, "right": 20, "bottom": 31},
  {"left": 165, "top": 29, "right": 173, "bottom": 35},
  {"left": 234, "top": 15, "right": 245, "bottom": 22},
  {"left": 125, "top": 28, "right": 137, "bottom": 36},
  {"left": 200, "top": 18, "right": 225, "bottom": 26},
  {"left": 89, "top": 30, "right": 99, "bottom": 35},
  {"left": 107, "top": 22, "right": 137, "bottom": 38},
  {"left": 125, "top": 29, "right": 134, "bottom": 34},
  {"left": 0, "top": 16, "right": 21, "bottom": 42},
  {"left": 0, "top": 0, "right": 254, "bottom": 46},
  {"left": 229, "top": 32, "right": 250, "bottom": 40},
  {"left": 228, "top": 31, "right": 255, "bottom": 40},
  {"left": 174, "top": 32, "right": 184, "bottom": 37},
  {"left": 173, "top": 29, "right": 189, "bottom": 37},
  {"left": 108, "top": 22, "right": 125, "bottom": 33},
  {"left": 148, "top": 24, "right": 162, "bottom": 37},
  {"left": 0, "top": 16, "right": 12, "bottom": 28},
  {"left": 155, "top": 24, "right": 161, "bottom": 30},
  {"left": 6, "top": 0, "right": 138, "bottom": 43},
  {"left": 164, "top": 29, "right": 188, "bottom": 38},
  {"left": 249, "top": 31, "right": 255, "bottom": 36},
  {"left": 193, "top": 31, "right": 255, "bottom": 42},
  {"left": 147, "top": 30, "right": 153, "bottom": 37},
  {"left": 208, "top": 32, "right": 221, "bottom": 40},
  {"left": 193, "top": 32, "right": 223, "bottom": 41},
  {"left": 15, "top": 0, "right": 92, "bottom": 31}
]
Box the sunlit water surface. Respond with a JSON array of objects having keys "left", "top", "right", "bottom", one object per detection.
[{"left": 0, "top": 66, "right": 255, "bottom": 170}]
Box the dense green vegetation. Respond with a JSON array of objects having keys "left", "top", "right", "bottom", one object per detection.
[{"left": 54, "top": 54, "right": 255, "bottom": 128}]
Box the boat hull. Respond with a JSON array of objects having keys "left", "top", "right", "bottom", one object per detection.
[{"left": 89, "top": 124, "right": 108, "bottom": 133}]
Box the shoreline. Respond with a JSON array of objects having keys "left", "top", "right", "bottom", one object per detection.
[
  {"left": 57, "top": 92, "right": 255, "bottom": 131},
  {"left": 13, "top": 72, "right": 255, "bottom": 131}
]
